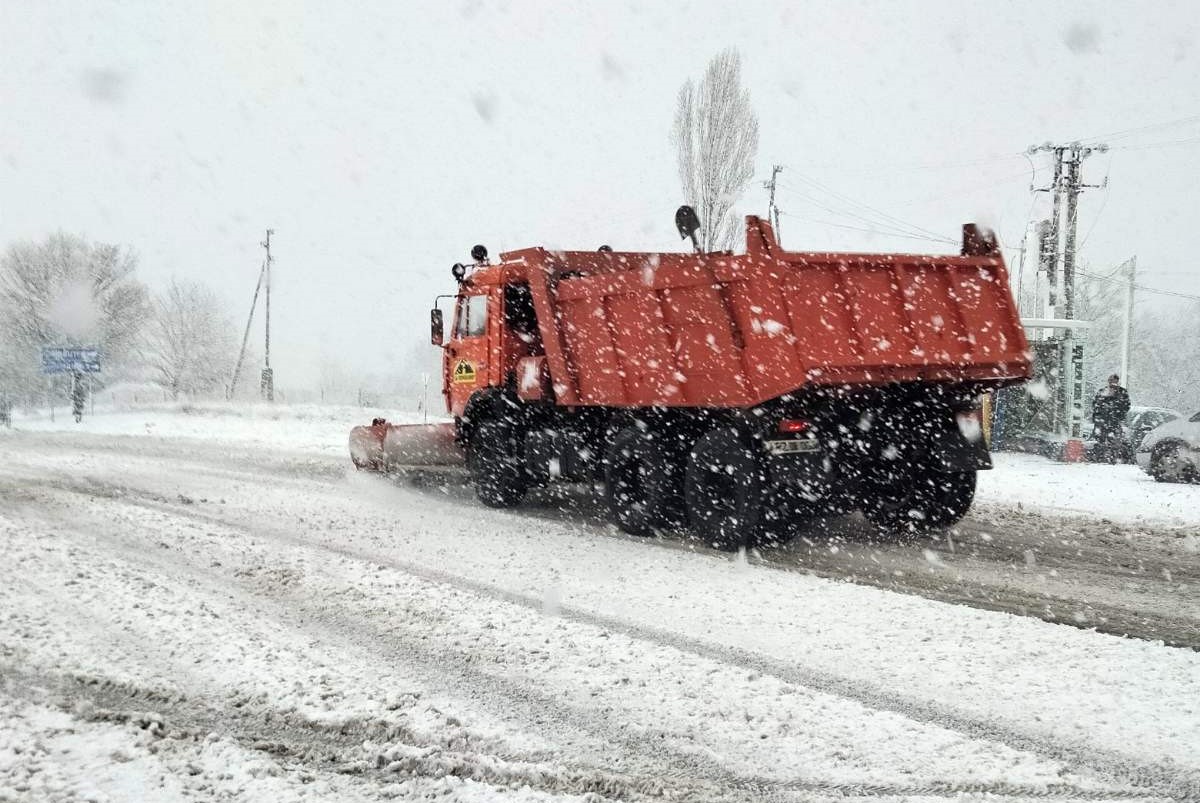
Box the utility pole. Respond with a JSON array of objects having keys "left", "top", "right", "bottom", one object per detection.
[
  {"left": 1028, "top": 142, "right": 1108, "bottom": 320},
  {"left": 1028, "top": 141, "right": 1107, "bottom": 439},
  {"left": 1030, "top": 145, "right": 1065, "bottom": 317},
  {"left": 763, "top": 164, "right": 783, "bottom": 243},
  {"left": 1063, "top": 146, "right": 1107, "bottom": 319},
  {"left": 261, "top": 228, "right": 275, "bottom": 402},
  {"left": 1119, "top": 255, "right": 1137, "bottom": 389},
  {"left": 1061, "top": 153, "right": 1081, "bottom": 320}
]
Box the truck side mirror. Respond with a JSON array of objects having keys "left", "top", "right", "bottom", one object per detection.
[{"left": 430, "top": 308, "right": 444, "bottom": 346}]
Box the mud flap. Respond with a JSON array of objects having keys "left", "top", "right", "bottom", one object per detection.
[{"left": 928, "top": 422, "right": 992, "bottom": 472}]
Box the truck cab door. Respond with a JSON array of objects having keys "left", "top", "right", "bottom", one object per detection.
[{"left": 445, "top": 291, "right": 491, "bottom": 417}]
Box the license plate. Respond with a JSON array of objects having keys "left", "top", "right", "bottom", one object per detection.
[{"left": 765, "top": 439, "right": 820, "bottom": 455}]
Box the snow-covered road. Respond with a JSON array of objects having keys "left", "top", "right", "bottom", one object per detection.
[{"left": 1, "top": 421, "right": 1198, "bottom": 801}]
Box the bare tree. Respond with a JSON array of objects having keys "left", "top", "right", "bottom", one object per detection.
[
  {"left": 1074, "top": 271, "right": 1124, "bottom": 402},
  {"left": 0, "top": 233, "right": 149, "bottom": 401},
  {"left": 143, "top": 278, "right": 237, "bottom": 399},
  {"left": 672, "top": 49, "right": 759, "bottom": 251},
  {"left": 1075, "top": 270, "right": 1200, "bottom": 414},
  {"left": 1129, "top": 302, "right": 1200, "bottom": 412}
]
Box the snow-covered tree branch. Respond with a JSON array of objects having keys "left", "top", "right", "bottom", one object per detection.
[
  {"left": 142, "top": 278, "right": 238, "bottom": 400},
  {"left": 672, "top": 49, "right": 759, "bottom": 252},
  {"left": 0, "top": 233, "right": 149, "bottom": 399}
]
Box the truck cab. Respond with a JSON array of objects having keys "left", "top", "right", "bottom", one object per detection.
[{"left": 432, "top": 262, "right": 543, "bottom": 418}]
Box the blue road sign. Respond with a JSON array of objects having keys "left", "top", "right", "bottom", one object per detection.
[{"left": 41, "top": 347, "right": 101, "bottom": 375}]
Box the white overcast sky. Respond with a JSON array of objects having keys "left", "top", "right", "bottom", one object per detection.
[{"left": 2, "top": 1, "right": 1198, "bottom": 386}]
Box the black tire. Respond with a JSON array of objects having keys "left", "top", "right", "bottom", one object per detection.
[
  {"left": 470, "top": 420, "right": 527, "bottom": 508},
  {"left": 604, "top": 426, "right": 682, "bottom": 536},
  {"left": 863, "top": 470, "right": 976, "bottom": 536},
  {"left": 684, "top": 427, "right": 762, "bottom": 551},
  {"left": 1151, "top": 442, "right": 1192, "bottom": 484}
]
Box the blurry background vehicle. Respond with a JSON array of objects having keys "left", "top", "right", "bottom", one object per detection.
[
  {"left": 1127, "top": 407, "right": 1182, "bottom": 451},
  {"left": 1136, "top": 410, "right": 1200, "bottom": 483},
  {"left": 1083, "top": 406, "right": 1182, "bottom": 464}
]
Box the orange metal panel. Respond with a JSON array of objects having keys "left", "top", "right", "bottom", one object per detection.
[
  {"left": 660, "top": 284, "right": 751, "bottom": 405},
  {"left": 557, "top": 293, "right": 624, "bottom": 405},
  {"left": 510, "top": 217, "right": 1030, "bottom": 409}
]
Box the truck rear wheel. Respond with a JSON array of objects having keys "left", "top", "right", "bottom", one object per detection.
[
  {"left": 605, "top": 427, "right": 681, "bottom": 537},
  {"left": 470, "top": 420, "right": 527, "bottom": 508},
  {"left": 863, "top": 470, "right": 976, "bottom": 536},
  {"left": 684, "top": 427, "right": 762, "bottom": 551}
]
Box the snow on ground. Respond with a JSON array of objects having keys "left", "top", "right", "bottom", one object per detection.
[
  {"left": 7, "top": 402, "right": 431, "bottom": 457},
  {"left": 2, "top": 403, "right": 1198, "bottom": 800},
  {"left": 977, "top": 452, "right": 1200, "bottom": 529},
  {"left": 0, "top": 692, "right": 507, "bottom": 803},
  {"left": 0, "top": 495, "right": 1120, "bottom": 800},
  {"left": 9, "top": 401, "right": 1198, "bottom": 528}
]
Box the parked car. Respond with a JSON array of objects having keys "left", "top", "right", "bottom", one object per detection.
[
  {"left": 1084, "top": 406, "right": 1182, "bottom": 464},
  {"left": 1127, "top": 407, "right": 1183, "bottom": 451},
  {"left": 1136, "top": 410, "right": 1200, "bottom": 483}
]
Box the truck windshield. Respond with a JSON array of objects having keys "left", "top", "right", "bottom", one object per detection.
[{"left": 454, "top": 294, "right": 488, "bottom": 338}]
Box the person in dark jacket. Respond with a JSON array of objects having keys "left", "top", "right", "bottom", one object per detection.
[{"left": 1092, "top": 373, "right": 1131, "bottom": 462}]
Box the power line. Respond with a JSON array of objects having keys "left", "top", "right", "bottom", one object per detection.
[
  {"left": 1077, "top": 113, "right": 1200, "bottom": 144},
  {"left": 1077, "top": 152, "right": 1114, "bottom": 250},
  {"left": 778, "top": 152, "right": 1028, "bottom": 175},
  {"left": 1077, "top": 268, "right": 1200, "bottom": 302},
  {"left": 1108, "top": 135, "right": 1200, "bottom": 152},
  {"left": 775, "top": 183, "right": 945, "bottom": 243},
  {"left": 889, "top": 166, "right": 1047, "bottom": 209},
  {"left": 789, "top": 172, "right": 957, "bottom": 242},
  {"left": 777, "top": 172, "right": 957, "bottom": 244},
  {"left": 777, "top": 212, "right": 956, "bottom": 244}
]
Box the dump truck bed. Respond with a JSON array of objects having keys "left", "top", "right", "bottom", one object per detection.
[{"left": 509, "top": 217, "right": 1030, "bottom": 408}]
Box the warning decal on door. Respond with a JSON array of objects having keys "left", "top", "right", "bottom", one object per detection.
[{"left": 452, "top": 360, "right": 477, "bottom": 384}]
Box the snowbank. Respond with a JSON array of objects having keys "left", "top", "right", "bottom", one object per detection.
[{"left": 977, "top": 452, "right": 1200, "bottom": 529}]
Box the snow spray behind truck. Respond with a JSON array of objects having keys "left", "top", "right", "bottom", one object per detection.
[{"left": 351, "top": 211, "right": 1031, "bottom": 548}]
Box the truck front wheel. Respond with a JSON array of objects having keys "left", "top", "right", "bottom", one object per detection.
[
  {"left": 470, "top": 420, "right": 527, "bottom": 508},
  {"left": 684, "top": 428, "right": 762, "bottom": 551},
  {"left": 863, "top": 470, "right": 976, "bottom": 536}
]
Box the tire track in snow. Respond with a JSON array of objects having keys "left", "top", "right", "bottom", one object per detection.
[
  {"left": 5, "top": 671, "right": 1154, "bottom": 803},
  {"left": 2, "top": 669, "right": 696, "bottom": 803},
  {"left": 1, "top": 477, "right": 1161, "bottom": 802},
  {"left": 9, "top": 436, "right": 1196, "bottom": 648},
  {"left": 11, "top": 430, "right": 1198, "bottom": 642},
  {"left": 10, "top": 472, "right": 1194, "bottom": 801}
]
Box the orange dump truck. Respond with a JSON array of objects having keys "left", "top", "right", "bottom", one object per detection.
[{"left": 351, "top": 214, "right": 1030, "bottom": 548}]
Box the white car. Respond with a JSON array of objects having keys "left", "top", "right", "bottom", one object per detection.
[{"left": 1136, "top": 410, "right": 1200, "bottom": 483}]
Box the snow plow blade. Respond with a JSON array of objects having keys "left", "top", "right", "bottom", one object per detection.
[{"left": 349, "top": 420, "right": 464, "bottom": 471}]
